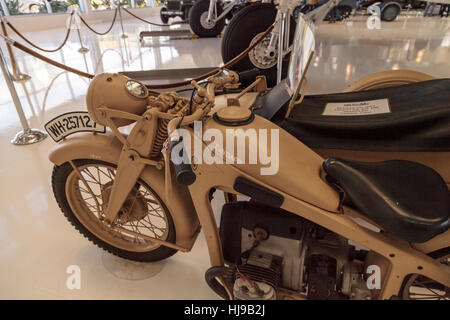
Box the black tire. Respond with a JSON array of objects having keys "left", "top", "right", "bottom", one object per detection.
[
  {"left": 182, "top": 5, "right": 191, "bottom": 21},
  {"left": 160, "top": 7, "right": 169, "bottom": 24},
  {"left": 189, "top": 0, "right": 225, "bottom": 37},
  {"left": 52, "top": 159, "right": 177, "bottom": 262},
  {"left": 336, "top": 5, "right": 353, "bottom": 20},
  {"left": 221, "top": 3, "right": 295, "bottom": 87},
  {"left": 399, "top": 247, "right": 449, "bottom": 299},
  {"left": 381, "top": 4, "right": 401, "bottom": 21}
]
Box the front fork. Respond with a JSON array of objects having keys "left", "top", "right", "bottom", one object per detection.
[{"left": 102, "top": 108, "right": 160, "bottom": 224}]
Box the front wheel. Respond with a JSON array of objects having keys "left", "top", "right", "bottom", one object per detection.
[
  {"left": 52, "top": 159, "right": 177, "bottom": 262},
  {"left": 189, "top": 0, "right": 225, "bottom": 37}
]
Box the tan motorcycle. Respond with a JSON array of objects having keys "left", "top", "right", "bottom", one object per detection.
[{"left": 46, "top": 12, "right": 449, "bottom": 300}]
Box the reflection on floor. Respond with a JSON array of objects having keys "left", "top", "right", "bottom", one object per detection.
[{"left": 0, "top": 14, "right": 449, "bottom": 299}]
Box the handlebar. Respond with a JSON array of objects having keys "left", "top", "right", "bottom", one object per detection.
[
  {"left": 169, "top": 139, "right": 196, "bottom": 186},
  {"left": 167, "top": 108, "right": 204, "bottom": 186},
  {"left": 166, "top": 69, "right": 241, "bottom": 186},
  {"left": 238, "top": 68, "right": 261, "bottom": 86}
]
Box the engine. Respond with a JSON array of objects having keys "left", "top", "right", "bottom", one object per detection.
[{"left": 218, "top": 201, "right": 372, "bottom": 300}]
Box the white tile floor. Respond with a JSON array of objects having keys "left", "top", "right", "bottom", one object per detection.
[{"left": 0, "top": 13, "right": 449, "bottom": 299}]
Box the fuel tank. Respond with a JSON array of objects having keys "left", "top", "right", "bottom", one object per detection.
[{"left": 202, "top": 112, "right": 341, "bottom": 213}]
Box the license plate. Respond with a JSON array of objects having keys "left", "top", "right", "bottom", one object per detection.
[{"left": 44, "top": 111, "right": 106, "bottom": 142}]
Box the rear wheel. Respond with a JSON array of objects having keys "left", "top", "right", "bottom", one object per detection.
[
  {"left": 400, "top": 248, "right": 449, "bottom": 300},
  {"left": 221, "top": 3, "right": 295, "bottom": 87},
  {"left": 344, "top": 70, "right": 435, "bottom": 92},
  {"left": 52, "top": 159, "right": 177, "bottom": 262},
  {"left": 189, "top": 0, "right": 225, "bottom": 37}
]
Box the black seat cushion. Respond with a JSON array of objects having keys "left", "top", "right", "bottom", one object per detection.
[
  {"left": 323, "top": 158, "right": 450, "bottom": 243},
  {"left": 272, "top": 79, "right": 450, "bottom": 151}
]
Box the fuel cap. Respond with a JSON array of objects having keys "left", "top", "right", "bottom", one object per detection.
[{"left": 214, "top": 107, "right": 254, "bottom": 126}]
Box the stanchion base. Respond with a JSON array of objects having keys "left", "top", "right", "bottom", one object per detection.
[
  {"left": 11, "top": 129, "right": 47, "bottom": 145},
  {"left": 101, "top": 251, "right": 165, "bottom": 280},
  {"left": 12, "top": 73, "right": 32, "bottom": 83},
  {"left": 78, "top": 47, "right": 89, "bottom": 54},
  {"left": 121, "top": 33, "right": 128, "bottom": 39}
]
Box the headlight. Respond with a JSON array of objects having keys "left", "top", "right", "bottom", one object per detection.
[
  {"left": 86, "top": 73, "right": 148, "bottom": 127},
  {"left": 126, "top": 80, "right": 149, "bottom": 99}
]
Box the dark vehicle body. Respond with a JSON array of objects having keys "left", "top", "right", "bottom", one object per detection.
[
  {"left": 160, "top": 0, "right": 194, "bottom": 23},
  {"left": 357, "top": 0, "right": 426, "bottom": 21}
]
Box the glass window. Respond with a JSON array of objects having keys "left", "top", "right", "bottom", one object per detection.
[
  {"left": 117, "top": 0, "right": 131, "bottom": 8},
  {"left": 135, "top": 0, "right": 146, "bottom": 8},
  {"left": 90, "top": 0, "right": 156, "bottom": 10},
  {"left": 3, "top": 0, "right": 48, "bottom": 15},
  {"left": 0, "top": 0, "right": 80, "bottom": 15},
  {"left": 50, "top": 0, "right": 79, "bottom": 13},
  {"left": 90, "top": 0, "right": 112, "bottom": 10}
]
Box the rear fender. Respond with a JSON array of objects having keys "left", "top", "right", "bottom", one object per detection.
[{"left": 49, "top": 132, "right": 200, "bottom": 251}]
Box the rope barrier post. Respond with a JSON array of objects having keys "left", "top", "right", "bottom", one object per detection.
[
  {"left": 0, "top": 44, "right": 46, "bottom": 145},
  {"left": 0, "top": 12, "right": 31, "bottom": 83},
  {"left": 68, "top": 6, "right": 89, "bottom": 53},
  {"left": 117, "top": 2, "right": 128, "bottom": 39},
  {"left": 77, "top": 28, "right": 89, "bottom": 54}
]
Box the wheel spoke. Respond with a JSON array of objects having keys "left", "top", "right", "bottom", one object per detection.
[
  {"left": 70, "top": 163, "right": 169, "bottom": 251},
  {"left": 83, "top": 167, "right": 101, "bottom": 185},
  {"left": 414, "top": 282, "right": 443, "bottom": 297},
  {"left": 107, "top": 168, "right": 116, "bottom": 179}
]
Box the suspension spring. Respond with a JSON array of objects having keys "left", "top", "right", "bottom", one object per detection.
[{"left": 150, "top": 118, "right": 170, "bottom": 159}]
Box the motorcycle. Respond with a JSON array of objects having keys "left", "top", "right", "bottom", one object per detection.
[{"left": 46, "top": 6, "right": 449, "bottom": 300}]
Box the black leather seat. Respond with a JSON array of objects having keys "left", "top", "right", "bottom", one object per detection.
[
  {"left": 256, "top": 79, "right": 450, "bottom": 151},
  {"left": 322, "top": 158, "right": 450, "bottom": 243}
]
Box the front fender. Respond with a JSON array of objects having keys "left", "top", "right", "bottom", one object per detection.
[{"left": 49, "top": 132, "right": 200, "bottom": 251}]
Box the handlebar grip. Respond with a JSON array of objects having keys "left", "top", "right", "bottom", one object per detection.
[
  {"left": 170, "top": 139, "right": 196, "bottom": 186},
  {"left": 238, "top": 68, "right": 261, "bottom": 85}
]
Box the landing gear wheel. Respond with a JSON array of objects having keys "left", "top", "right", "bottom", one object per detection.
[
  {"left": 381, "top": 4, "right": 401, "bottom": 22},
  {"left": 337, "top": 5, "right": 353, "bottom": 20},
  {"left": 189, "top": 0, "right": 225, "bottom": 37},
  {"left": 52, "top": 159, "right": 177, "bottom": 262},
  {"left": 221, "top": 3, "right": 295, "bottom": 87},
  {"left": 400, "top": 248, "right": 449, "bottom": 300},
  {"left": 343, "top": 70, "right": 435, "bottom": 92},
  {"left": 160, "top": 7, "right": 169, "bottom": 24},
  {"left": 182, "top": 6, "right": 191, "bottom": 21}
]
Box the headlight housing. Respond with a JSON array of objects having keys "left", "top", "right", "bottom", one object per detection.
[{"left": 86, "top": 73, "right": 149, "bottom": 127}]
